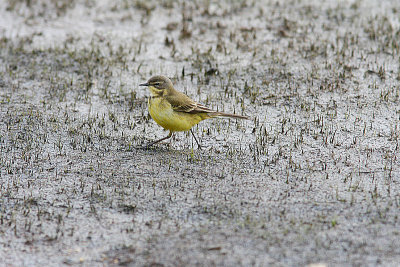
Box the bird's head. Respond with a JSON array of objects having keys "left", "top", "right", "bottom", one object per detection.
[{"left": 139, "top": 75, "right": 173, "bottom": 97}]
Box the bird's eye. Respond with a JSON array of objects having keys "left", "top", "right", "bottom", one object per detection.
[{"left": 154, "top": 82, "right": 165, "bottom": 89}]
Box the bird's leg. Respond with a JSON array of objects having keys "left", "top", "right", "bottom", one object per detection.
[
  {"left": 146, "top": 131, "right": 173, "bottom": 147},
  {"left": 190, "top": 129, "right": 202, "bottom": 149}
]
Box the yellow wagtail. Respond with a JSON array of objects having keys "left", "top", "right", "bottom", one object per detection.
[{"left": 139, "top": 75, "right": 248, "bottom": 147}]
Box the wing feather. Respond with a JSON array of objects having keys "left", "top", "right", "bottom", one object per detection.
[{"left": 165, "top": 91, "right": 216, "bottom": 114}]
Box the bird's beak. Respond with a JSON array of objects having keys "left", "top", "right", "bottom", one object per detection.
[{"left": 139, "top": 82, "right": 149, "bottom": 86}]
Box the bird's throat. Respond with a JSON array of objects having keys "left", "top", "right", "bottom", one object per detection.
[{"left": 148, "top": 86, "right": 164, "bottom": 97}]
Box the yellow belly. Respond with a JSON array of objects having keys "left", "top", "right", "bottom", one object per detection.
[{"left": 148, "top": 98, "right": 206, "bottom": 132}]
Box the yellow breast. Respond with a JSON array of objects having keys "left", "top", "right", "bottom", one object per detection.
[{"left": 148, "top": 97, "right": 204, "bottom": 132}]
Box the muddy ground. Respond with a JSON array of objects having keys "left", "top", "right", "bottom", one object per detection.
[{"left": 0, "top": 0, "right": 399, "bottom": 266}]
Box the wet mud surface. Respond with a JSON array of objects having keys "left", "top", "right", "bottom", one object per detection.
[{"left": 0, "top": 0, "right": 399, "bottom": 266}]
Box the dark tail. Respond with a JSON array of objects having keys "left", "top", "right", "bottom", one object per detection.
[{"left": 211, "top": 112, "right": 249, "bottom": 120}]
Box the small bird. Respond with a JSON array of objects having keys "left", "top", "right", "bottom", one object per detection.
[{"left": 139, "top": 75, "right": 248, "bottom": 148}]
